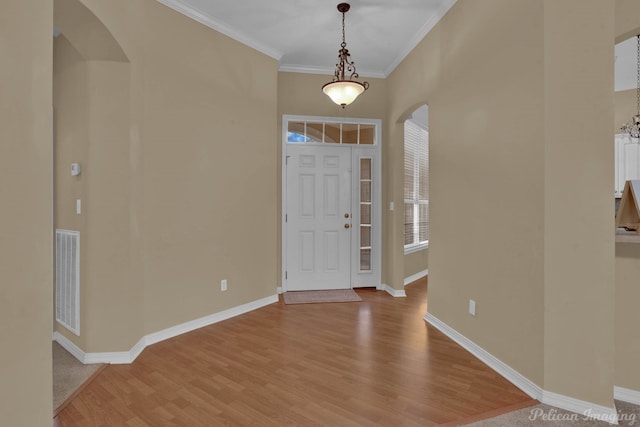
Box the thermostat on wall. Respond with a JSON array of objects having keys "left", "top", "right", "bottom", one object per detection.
[{"left": 71, "top": 163, "right": 81, "bottom": 176}]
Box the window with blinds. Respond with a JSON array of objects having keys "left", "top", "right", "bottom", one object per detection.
[{"left": 404, "top": 119, "right": 429, "bottom": 251}]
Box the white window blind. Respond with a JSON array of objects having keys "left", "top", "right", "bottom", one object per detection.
[{"left": 404, "top": 119, "right": 429, "bottom": 250}]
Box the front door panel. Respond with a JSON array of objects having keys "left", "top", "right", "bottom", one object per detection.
[{"left": 286, "top": 145, "right": 351, "bottom": 291}]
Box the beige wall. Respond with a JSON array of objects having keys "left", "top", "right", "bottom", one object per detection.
[
  {"left": 278, "top": 72, "right": 387, "bottom": 119},
  {"left": 54, "top": 35, "right": 87, "bottom": 237},
  {"left": 404, "top": 249, "right": 428, "bottom": 281},
  {"left": 54, "top": 29, "right": 142, "bottom": 351},
  {"left": 389, "top": 0, "right": 546, "bottom": 386},
  {"left": 542, "top": 0, "right": 614, "bottom": 405},
  {"left": 388, "top": 0, "right": 617, "bottom": 407},
  {"left": 84, "top": 58, "right": 139, "bottom": 349},
  {"left": 53, "top": 34, "right": 89, "bottom": 346},
  {"left": 0, "top": 1, "right": 53, "bottom": 426},
  {"left": 135, "top": 0, "right": 278, "bottom": 335},
  {"left": 53, "top": 0, "right": 279, "bottom": 351},
  {"left": 615, "top": 244, "right": 640, "bottom": 389},
  {"left": 54, "top": 0, "right": 142, "bottom": 352},
  {"left": 616, "top": 0, "right": 640, "bottom": 43}
]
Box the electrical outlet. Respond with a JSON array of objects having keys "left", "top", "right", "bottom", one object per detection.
[
  {"left": 221, "top": 279, "right": 227, "bottom": 292},
  {"left": 469, "top": 299, "right": 476, "bottom": 316}
]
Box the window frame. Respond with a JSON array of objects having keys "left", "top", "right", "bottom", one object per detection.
[
  {"left": 282, "top": 114, "right": 382, "bottom": 289},
  {"left": 403, "top": 118, "right": 429, "bottom": 254}
]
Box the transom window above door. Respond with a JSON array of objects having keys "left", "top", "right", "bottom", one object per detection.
[{"left": 287, "top": 120, "right": 376, "bottom": 145}]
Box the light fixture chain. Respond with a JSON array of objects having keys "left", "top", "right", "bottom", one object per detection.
[
  {"left": 636, "top": 35, "right": 639, "bottom": 116},
  {"left": 341, "top": 10, "right": 346, "bottom": 47}
]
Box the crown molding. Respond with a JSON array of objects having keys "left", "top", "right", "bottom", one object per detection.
[
  {"left": 383, "top": 0, "right": 458, "bottom": 77},
  {"left": 278, "top": 64, "right": 335, "bottom": 76},
  {"left": 155, "top": 0, "right": 283, "bottom": 60},
  {"left": 278, "top": 64, "right": 386, "bottom": 79}
]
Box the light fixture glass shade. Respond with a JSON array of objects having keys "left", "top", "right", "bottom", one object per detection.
[{"left": 322, "top": 80, "right": 367, "bottom": 107}]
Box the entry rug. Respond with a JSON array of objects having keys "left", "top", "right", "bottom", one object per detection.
[{"left": 283, "top": 289, "right": 362, "bottom": 305}]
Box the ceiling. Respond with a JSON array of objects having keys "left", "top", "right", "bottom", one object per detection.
[
  {"left": 151, "top": 1, "right": 636, "bottom": 89},
  {"left": 156, "top": 0, "right": 457, "bottom": 78}
]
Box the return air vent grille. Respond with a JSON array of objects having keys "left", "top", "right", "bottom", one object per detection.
[{"left": 55, "top": 229, "right": 80, "bottom": 336}]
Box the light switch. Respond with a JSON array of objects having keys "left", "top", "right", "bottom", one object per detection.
[
  {"left": 469, "top": 299, "right": 476, "bottom": 316},
  {"left": 76, "top": 199, "right": 81, "bottom": 214}
]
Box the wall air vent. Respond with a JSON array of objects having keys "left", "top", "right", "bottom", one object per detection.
[{"left": 55, "top": 229, "right": 80, "bottom": 336}]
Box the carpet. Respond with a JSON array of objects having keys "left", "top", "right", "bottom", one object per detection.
[
  {"left": 283, "top": 289, "right": 362, "bottom": 304},
  {"left": 462, "top": 401, "right": 640, "bottom": 426},
  {"left": 53, "top": 341, "right": 105, "bottom": 416}
]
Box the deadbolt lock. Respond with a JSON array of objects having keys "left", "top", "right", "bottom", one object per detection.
[{"left": 344, "top": 213, "right": 350, "bottom": 218}]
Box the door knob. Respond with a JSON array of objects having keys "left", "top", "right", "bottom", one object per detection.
[{"left": 344, "top": 224, "right": 351, "bottom": 229}]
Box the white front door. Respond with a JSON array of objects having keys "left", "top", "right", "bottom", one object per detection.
[
  {"left": 282, "top": 115, "right": 382, "bottom": 292},
  {"left": 285, "top": 145, "right": 352, "bottom": 291}
]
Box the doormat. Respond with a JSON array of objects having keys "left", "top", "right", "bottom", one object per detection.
[{"left": 282, "top": 289, "right": 362, "bottom": 305}]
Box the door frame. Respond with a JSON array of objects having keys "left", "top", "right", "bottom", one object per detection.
[{"left": 281, "top": 114, "right": 382, "bottom": 292}]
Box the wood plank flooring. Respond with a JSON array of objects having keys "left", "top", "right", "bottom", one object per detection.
[{"left": 54, "top": 278, "right": 532, "bottom": 426}]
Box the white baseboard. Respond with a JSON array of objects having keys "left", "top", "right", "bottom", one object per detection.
[
  {"left": 84, "top": 347, "right": 140, "bottom": 365},
  {"left": 54, "top": 294, "right": 279, "bottom": 365},
  {"left": 543, "top": 390, "right": 619, "bottom": 424},
  {"left": 424, "top": 312, "right": 542, "bottom": 399},
  {"left": 377, "top": 283, "right": 406, "bottom": 297},
  {"left": 615, "top": 386, "right": 640, "bottom": 405},
  {"left": 144, "top": 294, "right": 278, "bottom": 347},
  {"left": 53, "top": 332, "right": 88, "bottom": 363},
  {"left": 424, "top": 312, "right": 619, "bottom": 424},
  {"left": 404, "top": 269, "right": 428, "bottom": 286},
  {"left": 375, "top": 270, "right": 428, "bottom": 296}
]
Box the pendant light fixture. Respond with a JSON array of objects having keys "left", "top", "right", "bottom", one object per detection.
[
  {"left": 322, "top": 3, "right": 369, "bottom": 108},
  {"left": 621, "top": 35, "right": 640, "bottom": 138}
]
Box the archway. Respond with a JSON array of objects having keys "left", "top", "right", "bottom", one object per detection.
[
  {"left": 401, "top": 105, "right": 429, "bottom": 286},
  {"left": 52, "top": 0, "right": 133, "bottom": 409}
]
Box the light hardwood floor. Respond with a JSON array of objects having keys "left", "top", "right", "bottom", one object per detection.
[{"left": 54, "top": 278, "right": 534, "bottom": 426}]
